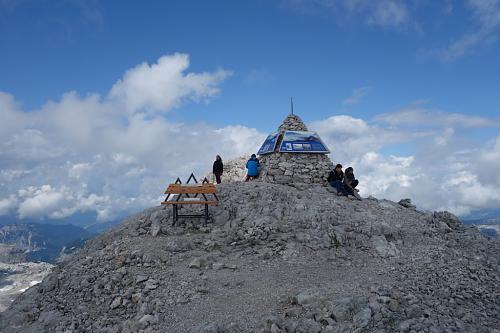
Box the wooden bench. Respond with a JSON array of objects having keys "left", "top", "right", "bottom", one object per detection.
[{"left": 161, "top": 184, "right": 218, "bottom": 225}]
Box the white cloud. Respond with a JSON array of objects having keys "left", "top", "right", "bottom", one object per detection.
[
  {"left": 0, "top": 53, "right": 262, "bottom": 222},
  {"left": 16, "top": 185, "right": 108, "bottom": 220},
  {"left": 310, "top": 111, "right": 500, "bottom": 216},
  {"left": 309, "top": 114, "right": 425, "bottom": 161},
  {"left": 0, "top": 92, "right": 25, "bottom": 137},
  {"left": 0, "top": 195, "right": 17, "bottom": 216},
  {"left": 215, "top": 125, "right": 267, "bottom": 156},
  {"left": 17, "top": 185, "right": 68, "bottom": 219},
  {"left": 342, "top": 86, "right": 371, "bottom": 106},
  {"left": 476, "top": 136, "right": 500, "bottom": 185},
  {"left": 109, "top": 53, "right": 231, "bottom": 113}
]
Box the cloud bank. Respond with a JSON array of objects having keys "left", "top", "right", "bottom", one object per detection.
[
  {"left": 0, "top": 53, "right": 264, "bottom": 222},
  {"left": 310, "top": 109, "right": 500, "bottom": 216},
  {"left": 1, "top": 53, "right": 498, "bottom": 223}
]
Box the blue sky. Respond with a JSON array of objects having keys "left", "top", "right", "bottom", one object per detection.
[
  {"left": 2, "top": 0, "right": 499, "bottom": 127},
  {"left": 0, "top": 0, "right": 499, "bottom": 223}
]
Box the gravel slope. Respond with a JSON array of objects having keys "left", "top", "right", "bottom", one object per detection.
[{"left": 0, "top": 182, "right": 498, "bottom": 333}]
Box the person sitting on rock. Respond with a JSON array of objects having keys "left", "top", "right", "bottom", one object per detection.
[
  {"left": 212, "top": 155, "right": 223, "bottom": 184},
  {"left": 327, "top": 164, "right": 344, "bottom": 194},
  {"left": 245, "top": 154, "right": 260, "bottom": 181},
  {"left": 342, "top": 167, "right": 361, "bottom": 200}
]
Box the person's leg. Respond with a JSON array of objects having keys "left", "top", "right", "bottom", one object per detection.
[
  {"left": 215, "top": 173, "right": 222, "bottom": 184},
  {"left": 351, "top": 179, "right": 359, "bottom": 188},
  {"left": 343, "top": 183, "right": 354, "bottom": 196},
  {"left": 245, "top": 175, "right": 250, "bottom": 182},
  {"left": 332, "top": 180, "right": 343, "bottom": 193}
]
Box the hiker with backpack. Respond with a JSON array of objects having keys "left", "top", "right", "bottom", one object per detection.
[{"left": 245, "top": 154, "right": 260, "bottom": 181}]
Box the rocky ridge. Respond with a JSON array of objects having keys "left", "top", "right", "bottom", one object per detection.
[{"left": 0, "top": 181, "right": 498, "bottom": 332}]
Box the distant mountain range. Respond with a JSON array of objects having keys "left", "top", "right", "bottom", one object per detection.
[
  {"left": 0, "top": 211, "right": 121, "bottom": 230},
  {"left": 0, "top": 211, "right": 127, "bottom": 264},
  {"left": 0, "top": 223, "right": 95, "bottom": 263},
  {"left": 462, "top": 218, "right": 500, "bottom": 238},
  {"left": 460, "top": 209, "right": 500, "bottom": 238}
]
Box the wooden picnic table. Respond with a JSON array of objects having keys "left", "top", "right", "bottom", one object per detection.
[{"left": 161, "top": 183, "right": 218, "bottom": 225}]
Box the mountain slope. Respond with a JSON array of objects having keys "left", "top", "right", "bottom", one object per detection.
[{"left": 0, "top": 182, "right": 498, "bottom": 332}]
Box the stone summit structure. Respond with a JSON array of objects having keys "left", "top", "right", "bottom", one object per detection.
[{"left": 257, "top": 113, "right": 334, "bottom": 187}]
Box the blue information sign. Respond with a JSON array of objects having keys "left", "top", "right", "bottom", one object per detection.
[
  {"left": 279, "top": 131, "right": 330, "bottom": 153},
  {"left": 257, "top": 132, "right": 279, "bottom": 155}
]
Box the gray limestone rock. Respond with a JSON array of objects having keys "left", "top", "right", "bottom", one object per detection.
[
  {"left": 293, "top": 291, "right": 319, "bottom": 306},
  {"left": 136, "top": 275, "right": 149, "bottom": 283},
  {"left": 295, "top": 318, "right": 321, "bottom": 333},
  {"left": 398, "top": 198, "right": 416, "bottom": 210},
  {"left": 189, "top": 257, "right": 206, "bottom": 269},
  {"left": 371, "top": 235, "right": 400, "bottom": 258},
  {"left": 150, "top": 218, "right": 162, "bottom": 237},
  {"left": 353, "top": 307, "right": 372, "bottom": 328},
  {"left": 0, "top": 181, "right": 498, "bottom": 333},
  {"left": 110, "top": 297, "right": 122, "bottom": 309}
]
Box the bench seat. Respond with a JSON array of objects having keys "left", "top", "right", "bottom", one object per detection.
[{"left": 161, "top": 200, "right": 218, "bottom": 205}]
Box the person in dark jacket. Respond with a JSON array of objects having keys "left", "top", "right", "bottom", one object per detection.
[
  {"left": 327, "top": 164, "right": 344, "bottom": 194},
  {"left": 342, "top": 167, "right": 361, "bottom": 200},
  {"left": 245, "top": 154, "right": 260, "bottom": 181},
  {"left": 212, "top": 155, "right": 223, "bottom": 184}
]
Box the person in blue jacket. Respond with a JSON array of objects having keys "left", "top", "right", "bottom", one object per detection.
[{"left": 245, "top": 154, "right": 260, "bottom": 181}]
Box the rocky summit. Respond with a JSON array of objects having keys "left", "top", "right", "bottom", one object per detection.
[{"left": 0, "top": 181, "right": 498, "bottom": 333}]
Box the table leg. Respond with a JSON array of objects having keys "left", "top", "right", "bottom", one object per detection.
[
  {"left": 172, "top": 205, "right": 177, "bottom": 226},
  {"left": 204, "top": 204, "right": 208, "bottom": 226}
]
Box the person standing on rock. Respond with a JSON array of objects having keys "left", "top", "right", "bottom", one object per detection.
[
  {"left": 245, "top": 154, "right": 260, "bottom": 181},
  {"left": 213, "top": 155, "right": 224, "bottom": 184},
  {"left": 327, "top": 164, "right": 344, "bottom": 194},
  {"left": 343, "top": 167, "right": 361, "bottom": 200}
]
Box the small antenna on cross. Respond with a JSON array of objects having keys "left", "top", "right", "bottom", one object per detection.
[{"left": 290, "top": 97, "right": 294, "bottom": 115}]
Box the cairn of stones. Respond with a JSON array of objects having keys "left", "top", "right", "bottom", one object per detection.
[{"left": 258, "top": 114, "right": 334, "bottom": 187}]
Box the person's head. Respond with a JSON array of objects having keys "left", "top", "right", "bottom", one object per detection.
[
  {"left": 216, "top": 155, "right": 221, "bottom": 161},
  {"left": 345, "top": 167, "right": 353, "bottom": 175},
  {"left": 335, "top": 164, "right": 343, "bottom": 173},
  {"left": 251, "top": 154, "right": 256, "bottom": 159}
]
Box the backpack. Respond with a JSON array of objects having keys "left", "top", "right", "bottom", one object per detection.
[{"left": 327, "top": 170, "right": 335, "bottom": 182}]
